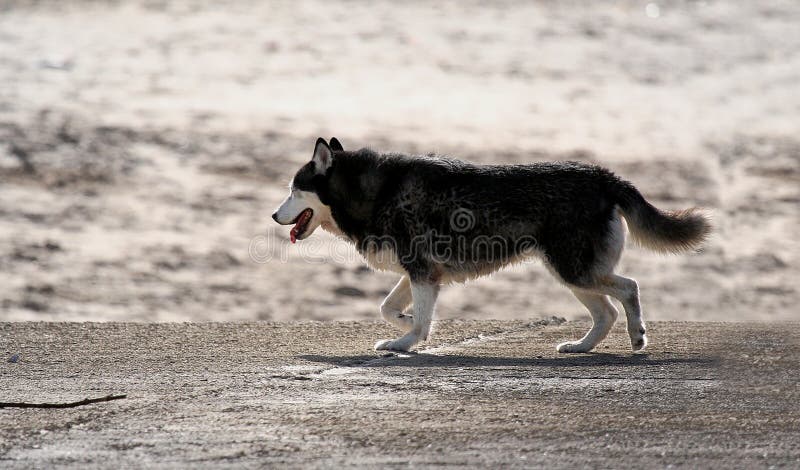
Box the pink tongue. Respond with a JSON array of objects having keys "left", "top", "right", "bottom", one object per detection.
[{"left": 289, "top": 210, "right": 309, "bottom": 244}]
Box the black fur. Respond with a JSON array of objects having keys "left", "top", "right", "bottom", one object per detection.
[
  {"left": 329, "top": 137, "right": 344, "bottom": 152},
  {"left": 290, "top": 148, "right": 680, "bottom": 285},
  {"left": 614, "top": 181, "right": 711, "bottom": 253}
]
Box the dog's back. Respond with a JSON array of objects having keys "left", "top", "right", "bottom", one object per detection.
[{"left": 336, "top": 152, "right": 708, "bottom": 284}]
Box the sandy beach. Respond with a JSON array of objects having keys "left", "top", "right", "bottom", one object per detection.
[{"left": 1, "top": 0, "right": 798, "bottom": 323}]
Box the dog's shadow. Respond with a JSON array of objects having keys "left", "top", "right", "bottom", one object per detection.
[{"left": 299, "top": 352, "right": 717, "bottom": 369}]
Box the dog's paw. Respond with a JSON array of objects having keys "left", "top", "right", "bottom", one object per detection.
[
  {"left": 374, "top": 335, "right": 417, "bottom": 352},
  {"left": 630, "top": 332, "right": 648, "bottom": 352},
  {"left": 556, "top": 340, "right": 595, "bottom": 353},
  {"left": 629, "top": 325, "right": 648, "bottom": 352}
]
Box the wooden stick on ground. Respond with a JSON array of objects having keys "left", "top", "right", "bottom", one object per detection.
[{"left": 0, "top": 394, "right": 127, "bottom": 409}]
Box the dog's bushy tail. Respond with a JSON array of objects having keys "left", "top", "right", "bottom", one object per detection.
[{"left": 614, "top": 179, "right": 712, "bottom": 254}]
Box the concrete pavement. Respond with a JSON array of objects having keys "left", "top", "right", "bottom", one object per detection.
[{"left": 1, "top": 320, "right": 798, "bottom": 468}]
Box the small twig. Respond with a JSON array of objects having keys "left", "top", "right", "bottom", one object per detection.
[{"left": 0, "top": 394, "right": 127, "bottom": 409}]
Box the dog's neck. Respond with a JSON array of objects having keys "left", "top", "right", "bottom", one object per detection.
[{"left": 320, "top": 219, "right": 347, "bottom": 240}]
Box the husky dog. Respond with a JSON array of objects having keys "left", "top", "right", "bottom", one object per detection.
[{"left": 273, "top": 138, "right": 711, "bottom": 353}]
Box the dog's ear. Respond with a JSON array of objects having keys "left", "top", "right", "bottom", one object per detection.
[
  {"left": 312, "top": 137, "right": 332, "bottom": 174},
  {"left": 329, "top": 137, "right": 344, "bottom": 152}
]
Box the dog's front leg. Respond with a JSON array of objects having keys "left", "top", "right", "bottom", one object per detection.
[
  {"left": 375, "top": 282, "right": 439, "bottom": 352},
  {"left": 380, "top": 276, "right": 413, "bottom": 332}
]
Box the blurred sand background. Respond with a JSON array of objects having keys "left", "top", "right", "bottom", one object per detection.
[{"left": 0, "top": 1, "right": 797, "bottom": 323}]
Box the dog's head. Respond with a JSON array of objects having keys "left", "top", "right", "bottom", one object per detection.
[{"left": 272, "top": 137, "right": 344, "bottom": 243}]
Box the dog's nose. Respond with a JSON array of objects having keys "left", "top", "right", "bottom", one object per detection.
[{"left": 271, "top": 212, "right": 279, "bottom": 223}]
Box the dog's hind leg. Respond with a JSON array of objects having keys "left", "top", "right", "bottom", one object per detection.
[
  {"left": 557, "top": 290, "right": 619, "bottom": 353},
  {"left": 592, "top": 274, "right": 647, "bottom": 351},
  {"left": 380, "top": 276, "right": 413, "bottom": 332},
  {"left": 550, "top": 209, "right": 645, "bottom": 352},
  {"left": 375, "top": 282, "right": 439, "bottom": 352}
]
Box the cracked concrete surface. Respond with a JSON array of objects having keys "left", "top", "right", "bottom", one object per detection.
[{"left": 1, "top": 320, "right": 799, "bottom": 468}]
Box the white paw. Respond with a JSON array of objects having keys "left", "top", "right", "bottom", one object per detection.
[
  {"left": 630, "top": 333, "right": 648, "bottom": 352},
  {"left": 629, "top": 325, "right": 648, "bottom": 352},
  {"left": 556, "top": 340, "right": 595, "bottom": 353},
  {"left": 374, "top": 334, "right": 418, "bottom": 352}
]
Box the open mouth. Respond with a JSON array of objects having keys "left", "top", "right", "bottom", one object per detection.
[{"left": 289, "top": 208, "right": 314, "bottom": 243}]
